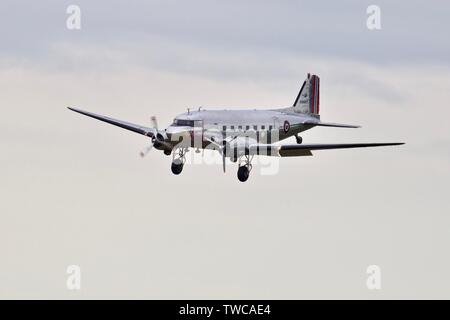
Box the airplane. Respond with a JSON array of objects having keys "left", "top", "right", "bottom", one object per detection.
[{"left": 68, "top": 73, "right": 404, "bottom": 182}]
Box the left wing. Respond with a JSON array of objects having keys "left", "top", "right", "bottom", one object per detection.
[{"left": 250, "top": 142, "right": 404, "bottom": 157}]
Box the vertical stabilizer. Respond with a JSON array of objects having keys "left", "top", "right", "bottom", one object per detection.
[{"left": 292, "top": 73, "right": 320, "bottom": 117}]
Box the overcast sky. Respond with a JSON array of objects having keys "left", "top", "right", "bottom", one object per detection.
[{"left": 1, "top": 1, "right": 449, "bottom": 299}]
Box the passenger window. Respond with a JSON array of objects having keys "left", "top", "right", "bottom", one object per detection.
[
  {"left": 246, "top": 125, "right": 250, "bottom": 130},
  {"left": 269, "top": 125, "right": 273, "bottom": 131},
  {"left": 238, "top": 125, "right": 242, "bottom": 130},
  {"left": 261, "top": 125, "right": 265, "bottom": 130},
  {"left": 253, "top": 125, "right": 257, "bottom": 130},
  {"left": 230, "top": 125, "right": 235, "bottom": 130},
  {"left": 223, "top": 125, "right": 227, "bottom": 131}
]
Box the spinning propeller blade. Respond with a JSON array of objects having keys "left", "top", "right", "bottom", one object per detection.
[
  {"left": 222, "top": 151, "right": 226, "bottom": 173},
  {"left": 140, "top": 116, "right": 159, "bottom": 158}
]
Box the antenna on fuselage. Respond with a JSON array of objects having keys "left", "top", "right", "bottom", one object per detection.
[{"left": 187, "top": 108, "right": 190, "bottom": 114}]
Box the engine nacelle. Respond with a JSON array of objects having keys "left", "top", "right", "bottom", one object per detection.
[{"left": 153, "top": 132, "right": 169, "bottom": 150}]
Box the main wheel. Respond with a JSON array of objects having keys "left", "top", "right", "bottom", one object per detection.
[
  {"left": 164, "top": 149, "right": 171, "bottom": 156},
  {"left": 237, "top": 165, "right": 250, "bottom": 182},
  {"left": 296, "top": 135, "right": 303, "bottom": 144},
  {"left": 171, "top": 159, "right": 184, "bottom": 175}
]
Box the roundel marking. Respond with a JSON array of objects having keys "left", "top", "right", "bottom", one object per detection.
[{"left": 283, "top": 120, "right": 290, "bottom": 133}]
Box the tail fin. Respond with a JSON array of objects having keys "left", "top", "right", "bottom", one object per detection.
[{"left": 293, "top": 73, "right": 320, "bottom": 118}]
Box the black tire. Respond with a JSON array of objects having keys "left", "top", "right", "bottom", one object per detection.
[
  {"left": 296, "top": 135, "right": 303, "bottom": 144},
  {"left": 171, "top": 160, "right": 183, "bottom": 175},
  {"left": 237, "top": 166, "right": 250, "bottom": 182},
  {"left": 164, "top": 149, "right": 171, "bottom": 156}
]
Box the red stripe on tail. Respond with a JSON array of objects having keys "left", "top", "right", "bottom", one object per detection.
[
  {"left": 310, "top": 76, "right": 315, "bottom": 114},
  {"left": 317, "top": 77, "right": 320, "bottom": 114}
]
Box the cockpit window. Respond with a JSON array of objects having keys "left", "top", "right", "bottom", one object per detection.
[{"left": 173, "top": 119, "right": 195, "bottom": 127}]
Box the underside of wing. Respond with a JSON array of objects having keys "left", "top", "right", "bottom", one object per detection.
[
  {"left": 250, "top": 142, "right": 404, "bottom": 157},
  {"left": 68, "top": 107, "right": 155, "bottom": 137}
]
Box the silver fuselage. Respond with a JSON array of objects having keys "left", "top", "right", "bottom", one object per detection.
[{"left": 163, "top": 108, "right": 318, "bottom": 151}]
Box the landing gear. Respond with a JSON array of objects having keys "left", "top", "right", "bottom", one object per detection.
[
  {"left": 164, "top": 149, "right": 171, "bottom": 156},
  {"left": 237, "top": 165, "right": 250, "bottom": 182},
  {"left": 295, "top": 135, "right": 303, "bottom": 144},
  {"left": 171, "top": 148, "right": 187, "bottom": 175},
  {"left": 171, "top": 159, "right": 183, "bottom": 175},
  {"left": 236, "top": 154, "right": 253, "bottom": 182}
]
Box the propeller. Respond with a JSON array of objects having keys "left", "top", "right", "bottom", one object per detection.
[
  {"left": 150, "top": 116, "right": 158, "bottom": 130},
  {"left": 140, "top": 135, "right": 156, "bottom": 157},
  {"left": 202, "top": 136, "right": 227, "bottom": 173},
  {"left": 140, "top": 116, "right": 159, "bottom": 158},
  {"left": 222, "top": 143, "right": 226, "bottom": 173},
  {"left": 220, "top": 137, "right": 237, "bottom": 173}
]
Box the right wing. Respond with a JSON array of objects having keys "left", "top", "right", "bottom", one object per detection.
[
  {"left": 250, "top": 142, "right": 404, "bottom": 157},
  {"left": 68, "top": 107, "right": 156, "bottom": 137}
]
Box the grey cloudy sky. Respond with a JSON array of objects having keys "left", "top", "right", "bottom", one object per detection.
[{"left": 1, "top": 1, "right": 449, "bottom": 299}]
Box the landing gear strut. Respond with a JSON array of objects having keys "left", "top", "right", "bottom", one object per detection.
[
  {"left": 295, "top": 135, "right": 303, "bottom": 144},
  {"left": 237, "top": 155, "right": 253, "bottom": 182},
  {"left": 171, "top": 148, "right": 187, "bottom": 175}
]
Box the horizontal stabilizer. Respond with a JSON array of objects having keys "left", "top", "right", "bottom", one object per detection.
[{"left": 302, "top": 120, "right": 360, "bottom": 128}]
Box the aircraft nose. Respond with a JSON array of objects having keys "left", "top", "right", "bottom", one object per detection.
[
  {"left": 166, "top": 125, "right": 189, "bottom": 134},
  {"left": 166, "top": 125, "right": 192, "bottom": 142}
]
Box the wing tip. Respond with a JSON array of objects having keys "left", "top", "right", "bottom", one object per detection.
[
  {"left": 67, "top": 107, "right": 82, "bottom": 113},
  {"left": 380, "top": 142, "right": 405, "bottom": 146}
]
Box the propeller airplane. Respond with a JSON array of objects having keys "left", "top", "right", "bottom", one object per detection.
[{"left": 69, "top": 73, "right": 404, "bottom": 182}]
